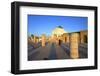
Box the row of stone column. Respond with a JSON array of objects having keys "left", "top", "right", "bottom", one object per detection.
[
  {"left": 31, "top": 33, "right": 79, "bottom": 59},
  {"left": 41, "top": 33, "right": 79, "bottom": 59}
]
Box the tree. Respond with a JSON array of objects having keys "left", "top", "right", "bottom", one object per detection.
[{"left": 31, "top": 34, "right": 34, "bottom": 38}]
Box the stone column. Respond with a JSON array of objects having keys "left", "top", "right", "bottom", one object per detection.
[
  {"left": 52, "top": 34, "right": 58, "bottom": 44},
  {"left": 41, "top": 34, "right": 46, "bottom": 47},
  {"left": 67, "top": 35, "right": 70, "bottom": 43},
  {"left": 33, "top": 36, "right": 36, "bottom": 43},
  {"left": 36, "top": 38, "right": 39, "bottom": 43},
  {"left": 70, "top": 33, "right": 79, "bottom": 59}
]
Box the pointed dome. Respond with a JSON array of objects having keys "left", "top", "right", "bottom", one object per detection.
[{"left": 52, "top": 26, "right": 66, "bottom": 37}]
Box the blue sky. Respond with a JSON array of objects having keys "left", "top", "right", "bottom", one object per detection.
[{"left": 28, "top": 15, "right": 87, "bottom": 36}]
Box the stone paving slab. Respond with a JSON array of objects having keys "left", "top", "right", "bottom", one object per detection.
[
  {"left": 29, "top": 43, "right": 52, "bottom": 60},
  {"left": 55, "top": 44, "right": 70, "bottom": 59}
]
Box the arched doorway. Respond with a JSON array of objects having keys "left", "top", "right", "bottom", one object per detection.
[
  {"left": 58, "top": 39, "right": 62, "bottom": 45},
  {"left": 65, "top": 37, "right": 67, "bottom": 43}
]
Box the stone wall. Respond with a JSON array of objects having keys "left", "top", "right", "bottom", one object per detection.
[{"left": 80, "top": 31, "right": 88, "bottom": 43}]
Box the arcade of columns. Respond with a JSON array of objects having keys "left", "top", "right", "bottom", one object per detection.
[{"left": 28, "top": 30, "right": 87, "bottom": 59}]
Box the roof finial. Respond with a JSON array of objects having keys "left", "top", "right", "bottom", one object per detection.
[{"left": 58, "top": 26, "right": 63, "bottom": 28}]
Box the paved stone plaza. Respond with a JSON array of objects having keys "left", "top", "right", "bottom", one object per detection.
[{"left": 28, "top": 42, "right": 88, "bottom": 61}]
